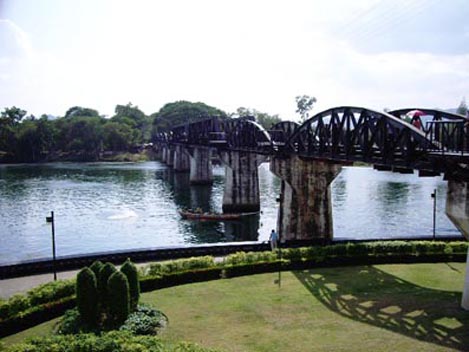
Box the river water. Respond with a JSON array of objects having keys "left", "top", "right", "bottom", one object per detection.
[{"left": 0, "top": 162, "right": 461, "bottom": 265}]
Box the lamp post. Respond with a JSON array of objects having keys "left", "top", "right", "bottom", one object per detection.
[
  {"left": 431, "top": 189, "right": 436, "bottom": 240},
  {"left": 46, "top": 211, "right": 57, "bottom": 281}
]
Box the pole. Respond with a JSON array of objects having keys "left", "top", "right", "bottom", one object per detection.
[
  {"left": 46, "top": 211, "right": 57, "bottom": 281},
  {"left": 431, "top": 189, "right": 436, "bottom": 240},
  {"left": 278, "top": 232, "right": 281, "bottom": 288}
]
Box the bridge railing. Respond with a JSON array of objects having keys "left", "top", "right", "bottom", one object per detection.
[{"left": 425, "top": 120, "right": 469, "bottom": 155}]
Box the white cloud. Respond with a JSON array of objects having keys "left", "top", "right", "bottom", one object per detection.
[{"left": 0, "top": 0, "right": 468, "bottom": 120}]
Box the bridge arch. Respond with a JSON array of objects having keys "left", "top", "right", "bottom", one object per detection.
[
  {"left": 223, "top": 118, "right": 273, "bottom": 153},
  {"left": 285, "top": 106, "right": 438, "bottom": 169}
]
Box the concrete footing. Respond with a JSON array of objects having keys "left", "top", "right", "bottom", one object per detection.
[
  {"left": 446, "top": 180, "right": 469, "bottom": 309},
  {"left": 219, "top": 151, "right": 266, "bottom": 213},
  {"left": 189, "top": 147, "right": 213, "bottom": 184},
  {"left": 173, "top": 145, "right": 190, "bottom": 172},
  {"left": 271, "top": 156, "right": 342, "bottom": 241}
]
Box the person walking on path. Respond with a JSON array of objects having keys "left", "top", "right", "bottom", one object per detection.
[{"left": 269, "top": 229, "right": 278, "bottom": 251}]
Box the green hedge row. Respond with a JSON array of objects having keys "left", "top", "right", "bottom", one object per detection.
[
  {"left": 1, "top": 330, "right": 222, "bottom": 352},
  {"left": 1, "top": 240, "right": 467, "bottom": 337}
]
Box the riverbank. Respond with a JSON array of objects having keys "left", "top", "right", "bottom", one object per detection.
[{"left": 0, "top": 149, "right": 155, "bottom": 164}]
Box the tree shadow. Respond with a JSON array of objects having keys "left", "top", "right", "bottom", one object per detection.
[{"left": 294, "top": 266, "right": 469, "bottom": 350}]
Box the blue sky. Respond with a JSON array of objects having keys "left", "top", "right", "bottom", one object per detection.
[{"left": 1, "top": 0, "right": 468, "bottom": 120}]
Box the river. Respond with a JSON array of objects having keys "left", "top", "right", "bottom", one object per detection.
[{"left": 0, "top": 162, "right": 461, "bottom": 265}]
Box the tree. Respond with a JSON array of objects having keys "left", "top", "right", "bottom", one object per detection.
[
  {"left": 295, "top": 95, "right": 317, "bottom": 122},
  {"left": 112, "top": 103, "right": 150, "bottom": 144},
  {"left": 103, "top": 122, "right": 133, "bottom": 151},
  {"left": 120, "top": 259, "right": 140, "bottom": 311},
  {"left": 65, "top": 106, "right": 100, "bottom": 118},
  {"left": 151, "top": 101, "right": 227, "bottom": 135},
  {"left": 107, "top": 271, "right": 130, "bottom": 326},
  {"left": 0, "top": 106, "right": 27, "bottom": 152},
  {"left": 232, "top": 107, "right": 281, "bottom": 130},
  {"left": 457, "top": 98, "right": 468, "bottom": 116},
  {"left": 76, "top": 267, "right": 99, "bottom": 327}
]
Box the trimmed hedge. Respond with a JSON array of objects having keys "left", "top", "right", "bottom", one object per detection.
[
  {"left": 2, "top": 331, "right": 223, "bottom": 352},
  {"left": 107, "top": 271, "right": 130, "bottom": 327},
  {"left": 121, "top": 259, "right": 140, "bottom": 311},
  {"left": 1, "top": 240, "right": 468, "bottom": 338}
]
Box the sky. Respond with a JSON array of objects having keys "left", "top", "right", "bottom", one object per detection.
[{"left": 0, "top": 0, "right": 468, "bottom": 121}]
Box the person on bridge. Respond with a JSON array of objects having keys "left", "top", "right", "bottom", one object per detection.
[{"left": 269, "top": 229, "right": 278, "bottom": 251}]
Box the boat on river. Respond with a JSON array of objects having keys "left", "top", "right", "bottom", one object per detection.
[{"left": 179, "top": 209, "right": 258, "bottom": 221}]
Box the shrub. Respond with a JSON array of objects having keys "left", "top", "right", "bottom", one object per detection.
[
  {"left": 26, "top": 279, "right": 75, "bottom": 306},
  {"left": 121, "top": 259, "right": 140, "bottom": 311},
  {"left": 2, "top": 331, "right": 221, "bottom": 352},
  {"left": 0, "top": 294, "right": 30, "bottom": 321},
  {"left": 119, "top": 304, "right": 168, "bottom": 335},
  {"left": 107, "top": 271, "right": 130, "bottom": 327},
  {"left": 90, "top": 260, "right": 104, "bottom": 279},
  {"left": 98, "top": 262, "right": 117, "bottom": 311},
  {"left": 54, "top": 307, "right": 83, "bottom": 335},
  {"left": 224, "top": 251, "right": 278, "bottom": 266},
  {"left": 142, "top": 256, "right": 215, "bottom": 276},
  {"left": 446, "top": 241, "right": 468, "bottom": 255},
  {"left": 76, "top": 267, "right": 98, "bottom": 327}
]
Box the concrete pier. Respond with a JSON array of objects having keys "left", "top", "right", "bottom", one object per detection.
[
  {"left": 219, "top": 151, "right": 266, "bottom": 213},
  {"left": 446, "top": 180, "right": 469, "bottom": 309},
  {"left": 188, "top": 147, "right": 213, "bottom": 184},
  {"left": 173, "top": 145, "right": 190, "bottom": 172},
  {"left": 271, "top": 156, "right": 342, "bottom": 241}
]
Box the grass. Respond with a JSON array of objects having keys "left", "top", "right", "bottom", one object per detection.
[{"left": 3, "top": 263, "right": 469, "bottom": 352}]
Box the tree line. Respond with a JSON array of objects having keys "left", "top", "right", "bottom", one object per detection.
[{"left": 0, "top": 101, "right": 283, "bottom": 163}]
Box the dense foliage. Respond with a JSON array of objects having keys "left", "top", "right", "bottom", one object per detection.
[
  {"left": 107, "top": 271, "right": 131, "bottom": 327},
  {"left": 3, "top": 331, "right": 222, "bottom": 352},
  {"left": 76, "top": 268, "right": 99, "bottom": 327},
  {"left": 121, "top": 259, "right": 140, "bottom": 311},
  {"left": 151, "top": 101, "right": 228, "bottom": 134}
]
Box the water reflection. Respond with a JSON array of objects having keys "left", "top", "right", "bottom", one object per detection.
[
  {"left": 155, "top": 167, "right": 260, "bottom": 244},
  {"left": 0, "top": 162, "right": 462, "bottom": 264}
]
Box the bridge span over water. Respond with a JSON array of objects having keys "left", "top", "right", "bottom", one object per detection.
[
  {"left": 155, "top": 106, "right": 469, "bottom": 238},
  {"left": 155, "top": 106, "right": 469, "bottom": 308}
]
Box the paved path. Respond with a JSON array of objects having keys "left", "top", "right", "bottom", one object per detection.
[{"left": 0, "top": 270, "right": 79, "bottom": 299}]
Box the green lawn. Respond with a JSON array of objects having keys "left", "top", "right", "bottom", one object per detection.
[{"left": 3, "top": 263, "right": 469, "bottom": 352}]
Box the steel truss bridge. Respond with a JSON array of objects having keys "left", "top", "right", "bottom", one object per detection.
[{"left": 155, "top": 107, "right": 469, "bottom": 180}]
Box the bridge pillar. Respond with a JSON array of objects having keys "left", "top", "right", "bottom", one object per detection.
[
  {"left": 161, "top": 146, "right": 168, "bottom": 163},
  {"left": 446, "top": 180, "right": 469, "bottom": 310},
  {"left": 173, "top": 145, "right": 190, "bottom": 172},
  {"left": 188, "top": 147, "right": 213, "bottom": 184},
  {"left": 271, "top": 156, "right": 342, "bottom": 241},
  {"left": 166, "top": 147, "right": 175, "bottom": 167},
  {"left": 154, "top": 145, "right": 164, "bottom": 160},
  {"left": 219, "top": 151, "right": 267, "bottom": 213}
]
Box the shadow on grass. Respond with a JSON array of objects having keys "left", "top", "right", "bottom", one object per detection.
[{"left": 294, "top": 266, "right": 469, "bottom": 350}]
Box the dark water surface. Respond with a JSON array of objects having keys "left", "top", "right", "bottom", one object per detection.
[{"left": 0, "top": 162, "right": 460, "bottom": 264}]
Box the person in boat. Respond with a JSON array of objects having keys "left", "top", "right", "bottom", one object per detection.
[{"left": 269, "top": 229, "right": 278, "bottom": 251}]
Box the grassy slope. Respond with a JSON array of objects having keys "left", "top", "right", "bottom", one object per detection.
[{"left": 3, "top": 263, "right": 469, "bottom": 352}]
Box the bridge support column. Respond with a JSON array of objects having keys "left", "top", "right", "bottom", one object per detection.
[
  {"left": 161, "top": 147, "right": 168, "bottom": 163},
  {"left": 173, "top": 145, "right": 190, "bottom": 172},
  {"left": 166, "top": 147, "right": 175, "bottom": 167},
  {"left": 271, "top": 156, "right": 342, "bottom": 241},
  {"left": 446, "top": 180, "right": 469, "bottom": 310},
  {"left": 154, "top": 145, "right": 164, "bottom": 160},
  {"left": 219, "top": 151, "right": 267, "bottom": 213},
  {"left": 189, "top": 147, "right": 213, "bottom": 184}
]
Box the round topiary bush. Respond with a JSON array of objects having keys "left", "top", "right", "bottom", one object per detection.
[
  {"left": 107, "top": 271, "right": 130, "bottom": 327},
  {"left": 120, "top": 259, "right": 140, "bottom": 311},
  {"left": 76, "top": 267, "right": 98, "bottom": 327}
]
